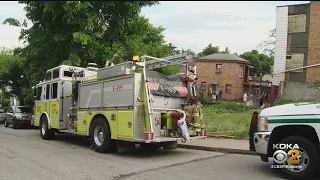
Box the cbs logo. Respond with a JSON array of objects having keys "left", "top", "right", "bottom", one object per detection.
[{"left": 273, "top": 149, "right": 301, "bottom": 164}]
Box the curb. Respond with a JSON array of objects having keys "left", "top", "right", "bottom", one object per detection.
[{"left": 178, "top": 144, "right": 258, "bottom": 156}]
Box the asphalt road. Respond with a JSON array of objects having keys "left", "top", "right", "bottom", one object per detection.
[{"left": 0, "top": 125, "right": 296, "bottom": 180}]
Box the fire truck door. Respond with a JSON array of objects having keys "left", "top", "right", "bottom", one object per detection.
[
  {"left": 50, "top": 82, "right": 59, "bottom": 128},
  {"left": 44, "top": 84, "right": 51, "bottom": 127}
]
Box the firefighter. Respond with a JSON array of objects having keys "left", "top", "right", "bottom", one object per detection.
[
  {"left": 197, "top": 101, "right": 205, "bottom": 131},
  {"left": 190, "top": 97, "right": 202, "bottom": 135},
  {"left": 184, "top": 104, "right": 192, "bottom": 124}
]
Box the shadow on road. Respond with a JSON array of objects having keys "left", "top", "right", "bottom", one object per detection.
[{"left": 52, "top": 133, "right": 196, "bottom": 158}]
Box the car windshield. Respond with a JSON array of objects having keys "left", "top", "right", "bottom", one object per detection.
[{"left": 15, "top": 107, "right": 32, "bottom": 113}]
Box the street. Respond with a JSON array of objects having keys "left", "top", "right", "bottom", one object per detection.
[{"left": 0, "top": 125, "right": 289, "bottom": 180}]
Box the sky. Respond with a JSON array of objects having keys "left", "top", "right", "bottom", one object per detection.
[{"left": 0, "top": 1, "right": 309, "bottom": 55}]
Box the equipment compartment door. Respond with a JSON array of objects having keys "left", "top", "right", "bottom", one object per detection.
[
  {"left": 117, "top": 111, "right": 134, "bottom": 140},
  {"left": 77, "top": 111, "right": 87, "bottom": 134}
]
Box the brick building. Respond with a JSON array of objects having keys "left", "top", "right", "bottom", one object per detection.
[
  {"left": 195, "top": 53, "right": 250, "bottom": 102},
  {"left": 273, "top": 1, "right": 320, "bottom": 85}
]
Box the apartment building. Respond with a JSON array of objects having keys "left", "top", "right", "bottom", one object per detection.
[{"left": 273, "top": 1, "right": 320, "bottom": 85}]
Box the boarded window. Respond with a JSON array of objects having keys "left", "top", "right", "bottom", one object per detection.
[
  {"left": 51, "top": 83, "right": 58, "bottom": 99},
  {"left": 225, "top": 84, "right": 232, "bottom": 94},
  {"left": 46, "top": 84, "right": 50, "bottom": 100},
  {"left": 286, "top": 53, "right": 304, "bottom": 73},
  {"left": 288, "top": 14, "right": 306, "bottom": 33}
]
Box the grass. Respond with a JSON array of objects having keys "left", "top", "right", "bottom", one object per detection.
[
  {"left": 201, "top": 97, "right": 320, "bottom": 140},
  {"left": 202, "top": 103, "right": 257, "bottom": 140},
  {"left": 276, "top": 97, "right": 320, "bottom": 105}
]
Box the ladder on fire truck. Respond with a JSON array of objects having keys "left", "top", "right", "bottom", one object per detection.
[
  {"left": 144, "top": 53, "right": 198, "bottom": 70},
  {"left": 140, "top": 53, "right": 198, "bottom": 133}
]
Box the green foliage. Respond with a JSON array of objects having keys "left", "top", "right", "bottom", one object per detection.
[
  {"left": 0, "top": 48, "right": 26, "bottom": 97},
  {"left": 3, "top": 1, "right": 191, "bottom": 104},
  {"left": 276, "top": 97, "right": 320, "bottom": 106},
  {"left": 198, "top": 43, "right": 220, "bottom": 57},
  {"left": 202, "top": 103, "right": 254, "bottom": 139},
  {"left": 240, "top": 50, "right": 274, "bottom": 74},
  {"left": 203, "top": 103, "right": 255, "bottom": 114},
  {"left": 258, "top": 28, "right": 275, "bottom": 56},
  {"left": 2, "top": 99, "right": 10, "bottom": 107}
]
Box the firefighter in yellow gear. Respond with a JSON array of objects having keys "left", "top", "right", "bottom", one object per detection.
[
  {"left": 188, "top": 97, "right": 202, "bottom": 135},
  {"left": 105, "top": 60, "right": 113, "bottom": 67},
  {"left": 197, "top": 101, "right": 205, "bottom": 131},
  {"left": 184, "top": 104, "right": 192, "bottom": 124}
]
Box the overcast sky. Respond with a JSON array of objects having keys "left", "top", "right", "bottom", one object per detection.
[{"left": 0, "top": 1, "right": 309, "bottom": 54}]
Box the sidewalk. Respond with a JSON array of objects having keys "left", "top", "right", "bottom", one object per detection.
[{"left": 178, "top": 137, "right": 258, "bottom": 156}]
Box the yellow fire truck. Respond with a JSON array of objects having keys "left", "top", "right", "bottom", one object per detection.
[{"left": 32, "top": 54, "right": 206, "bottom": 153}]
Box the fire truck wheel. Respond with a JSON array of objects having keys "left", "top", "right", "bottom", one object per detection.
[
  {"left": 40, "top": 117, "right": 55, "bottom": 140},
  {"left": 90, "top": 117, "right": 116, "bottom": 153}
]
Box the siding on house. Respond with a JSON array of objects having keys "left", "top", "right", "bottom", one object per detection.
[{"left": 273, "top": 6, "right": 289, "bottom": 86}]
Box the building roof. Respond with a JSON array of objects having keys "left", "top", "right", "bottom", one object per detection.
[
  {"left": 276, "top": 3, "right": 309, "bottom": 8},
  {"left": 198, "top": 53, "right": 249, "bottom": 63}
]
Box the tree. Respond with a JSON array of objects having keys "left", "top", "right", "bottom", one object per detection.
[
  {"left": 3, "top": 1, "right": 194, "bottom": 104},
  {"left": 258, "top": 28, "right": 276, "bottom": 56},
  {"left": 0, "top": 48, "right": 27, "bottom": 103},
  {"left": 198, "top": 43, "right": 220, "bottom": 57},
  {"left": 3, "top": 1, "right": 166, "bottom": 104},
  {"left": 240, "top": 50, "right": 274, "bottom": 74},
  {"left": 220, "top": 46, "right": 230, "bottom": 54}
]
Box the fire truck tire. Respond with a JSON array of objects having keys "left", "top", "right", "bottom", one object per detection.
[
  {"left": 90, "top": 117, "right": 116, "bottom": 153},
  {"left": 40, "top": 117, "right": 55, "bottom": 140}
]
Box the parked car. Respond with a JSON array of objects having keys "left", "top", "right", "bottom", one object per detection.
[
  {"left": 4, "top": 106, "right": 33, "bottom": 129},
  {"left": 0, "top": 109, "right": 5, "bottom": 123}
]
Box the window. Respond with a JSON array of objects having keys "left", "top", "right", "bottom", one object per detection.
[
  {"left": 51, "top": 83, "right": 58, "bottom": 99},
  {"left": 45, "top": 72, "right": 52, "bottom": 81},
  {"left": 15, "top": 106, "right": 32, "bottom": 113},
  {"left": 64, "top": 71, "right": 73, "bottom": 77},
  {"left": 288, "top": 14, "right": 306, "bottom": 33},
  {"left": 53, "top": 69, "right": 59, "bottom": 79},
  {"left": 46, "top": 84, "right": 50, "bottom": 100},
  {"left": 200, "top": 82, "right": 206, "bottom": 88},
  {"left": 239, "top": 65, "right": 244, "bottom": 77},
  {"left": 216, "top": 64, "right": 222, "bottom": 69},
  {"left": 225, "top": 84, "right": 232, "bottom": 94},
  {"left": 36, "top": 86, "right": 42, "bottom": 100},
  {"left": 286, "top": 53, "right": 304, "bottom": 73}
]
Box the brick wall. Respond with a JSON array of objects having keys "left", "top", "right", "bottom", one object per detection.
[
  {"left": 195, "top": 61, "right": 247, "bottom": 101},
  {"left": 306, "top": 1, "right": 320, "bottom": 83}
]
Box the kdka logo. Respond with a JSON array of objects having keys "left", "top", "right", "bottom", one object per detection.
[{"left": 270, "top": 143, "right": 303, "bottom": 169}]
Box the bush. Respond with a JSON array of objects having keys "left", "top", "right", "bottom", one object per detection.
[
  {"left": 203, "top": 103, "right": 255, "bottom": 114},
  {"left": 2, "top": 99, "right": 10, "bottom": 107}
]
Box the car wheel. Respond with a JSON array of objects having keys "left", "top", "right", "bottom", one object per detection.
[
  {"left": 12, "top": 120, "right": 17, "bottom": 129},
  {"left": 4, "top": 119, "right": 9, "bottom": 127},
  {"left": 90, "top": 117, "right": 116, "bottom": 153},
  {"left": 40, "top": 117, "right": 55, "bottom": 140},
  {"left": 276, "top": 135, "right": 318, "bottom": 180}
]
